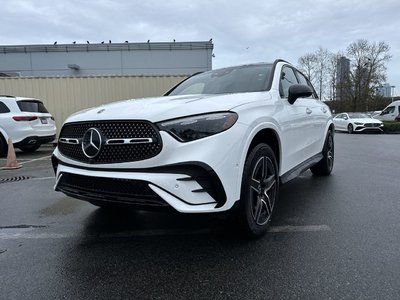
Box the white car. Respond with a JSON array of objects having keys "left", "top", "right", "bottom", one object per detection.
[
  {"left": 52, "top": 60, "right": 334, "bottom": 237},
  {"left": 0, "top": 95, "right": 56, "bottom": 156},
  {"left": 333, "top": 112, "right": 384, "bottom": 133}
]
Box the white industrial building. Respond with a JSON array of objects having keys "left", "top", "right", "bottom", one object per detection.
[{"left": 0, "top": 41, "right": 213, "bottom": 77}]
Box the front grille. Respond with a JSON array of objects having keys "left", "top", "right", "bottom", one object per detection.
[
  {"left": 58, "top": 121, "right": 162, "bottom": 163},
  {"left": 364, "top": 123, "right": 380, "bottom": 128},
  {"left": 57, "top": 173, "right": 170, "bottom": 208}
]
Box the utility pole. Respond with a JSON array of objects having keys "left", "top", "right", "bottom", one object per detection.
[{"left": 391, "top": 86, "right": 395, "bottom": 102}]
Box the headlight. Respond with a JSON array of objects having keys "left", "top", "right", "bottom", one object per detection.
[
  {"left": 354, "top": 122, "right": 363, "bottom": 125},
  {"left": 157, "top": 112, "right": 238, "bottom": 142}
]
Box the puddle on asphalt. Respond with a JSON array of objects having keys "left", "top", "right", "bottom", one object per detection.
[{"left": 40, "top": 197, "right": 81, "bottom": 217}]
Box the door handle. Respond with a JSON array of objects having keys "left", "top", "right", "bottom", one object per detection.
[{"left": 306, "top": 108, "right": 312, "bottom": 115}]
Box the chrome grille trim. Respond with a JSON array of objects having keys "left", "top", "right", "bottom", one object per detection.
[
  {"left": 105, "top": 137, "right": 155, "bottom": 145},
  {"left": 59, "top": 138, "right": 80, "bottom": 145}
]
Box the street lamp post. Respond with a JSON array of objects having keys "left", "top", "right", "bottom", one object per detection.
[{"left": 391, "top": 86, "right": 396, "bottom": 102}]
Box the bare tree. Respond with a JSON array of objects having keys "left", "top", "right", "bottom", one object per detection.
[
  {"left": 346, "top": 39, "right": 391, "bottom": 111},
  {"left": 298, "top": 53, "right": 317, "bottom": 83},
  {"left": 298, "top": 47, "right": 335, "bottom": 100},
  {"left": 327, "top": 52, "right": 340, "bottom": 101},
  {"left": 298, "top": 40, "right": 391, "bottom": 112}
]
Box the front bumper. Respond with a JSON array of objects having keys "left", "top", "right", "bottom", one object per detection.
[
  {"left": 52, "top": 126, "right": 247, "bottom": 213},
  {"left": 354, "top": 125, "right": 383, "bottom": 132},
  {"left": 52, "top": 161, "right": 226, "bottom": 212}
]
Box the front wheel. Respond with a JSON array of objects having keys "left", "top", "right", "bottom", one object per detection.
[
  {"left": 238, "top": 144, "right": 279, "bottom": 238},
  {"left": 347, "top": 124, "right": 354, "bottom": 134},
  {"left": 310, "top": 130, "right": 334, "bottom": 176}
]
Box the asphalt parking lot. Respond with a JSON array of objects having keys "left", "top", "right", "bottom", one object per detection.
[{"left": 1, "top": 133, "right": 400, "bottom": 299}]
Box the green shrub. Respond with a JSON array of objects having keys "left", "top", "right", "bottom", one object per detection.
[{"left": 383, "top": 121, "right": 400, "bottom": 133}]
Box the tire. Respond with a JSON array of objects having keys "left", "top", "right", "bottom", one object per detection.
[
  {"left": 238, "top": 143, "right": 279, "bottom": 238},
  {"left": 347, "top": 124, "right": 354, "bottom": 134},
  {"left": 0, "top": 136, "right": 7, "bottom": 157},
  {"left": 310, "top": 130, "right": 334, "bottom": 176},
  {"left": 19, "top": 145, "right": 41, "bottom": 153}
]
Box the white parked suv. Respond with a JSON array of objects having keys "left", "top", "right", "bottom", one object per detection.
[
  {"left": 52, "top": 60, "right": 334, "bottom": 237},
  {"left": 0, "top": 95, "right": 56, "bottom": 156}
]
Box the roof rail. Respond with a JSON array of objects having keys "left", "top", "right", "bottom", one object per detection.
[{"left": 0, "top": 95, "right": 16, "bottom": 98}]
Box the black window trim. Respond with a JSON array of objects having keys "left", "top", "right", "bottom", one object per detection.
[
  {"left": 279, "top": 65, "right": 299, "bottom": 98},
  {"left": 294, "top": 68, "right": 319, "bottom": 99},
  {"left": 0, "top": 101, "right": 11, "bottom": 113}
]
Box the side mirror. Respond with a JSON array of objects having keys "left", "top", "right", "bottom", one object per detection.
[
  {"left": 343, "top": 116, "right": 348, "bottom": 120},
  {"left": 288, "top": 84, "right": 313, "bottom": 104}
]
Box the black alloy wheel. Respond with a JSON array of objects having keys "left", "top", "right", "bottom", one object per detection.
[
  {"left": 239, "top": 143, "right": 279, "bottom": 238},
  {"left": 347, "top": 123, "right": 354, "bottom": 134}
]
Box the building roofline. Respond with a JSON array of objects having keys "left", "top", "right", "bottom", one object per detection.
[{"left": 0, "top": 41, "right": 213, "bottom": 54}]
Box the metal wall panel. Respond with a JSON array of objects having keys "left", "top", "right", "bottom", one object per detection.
[
  {"left": 0, "top": 42, "right": 213, "bottom": 76},
  {"left": 0, "top": 75, "right": 186, "bottom": 136}
]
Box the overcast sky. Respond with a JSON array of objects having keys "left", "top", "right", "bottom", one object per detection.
[{"left": 1, "top": 0, "right": 399, "bottom": 95}]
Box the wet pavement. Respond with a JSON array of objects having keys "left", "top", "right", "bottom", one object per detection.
[{"left": 1, "top": 135, "right": 400, "bottom": 299}]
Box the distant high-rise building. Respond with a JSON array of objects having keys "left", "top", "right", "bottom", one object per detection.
[
  {"left": 335, "top": 56, "right": 350, "bottom": 101},
  {"left": 336, "top": 56, "right": 350, "bottom": 83},
  {"left": 377, "top": 83, "right": 393, "bottom": 97}
]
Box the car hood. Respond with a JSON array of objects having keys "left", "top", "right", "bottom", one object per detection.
[
  {"left": 65, "top": 93, "right": 271, "bottom": 123},
  {"left": 352, "top": 118, "right": 382, "bottom": 123}
]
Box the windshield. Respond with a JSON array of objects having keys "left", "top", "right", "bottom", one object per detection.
[
  {"left": 348, "top": 113, "right": 370, "bottom": 119},
  {"left": 167, "top": 64, "right": 272, "bottom": 96}
]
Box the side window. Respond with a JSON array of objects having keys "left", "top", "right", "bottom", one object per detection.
[
  {"left": 280, "top": 67, "right": 298, "bottom": 98},
  {"left": 296, "top": 71, "right": 308, "bottom": 85},
  {"left": 295, "top": 70, "right": 318, "bottom": 99},
  {"left": 0, "top": 101, "right": 11, "bottom": 113},
  {"left": 382, "top": 106, "right": 395, "bottom": 115}
]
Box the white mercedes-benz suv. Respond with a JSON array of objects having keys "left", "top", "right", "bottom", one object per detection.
[
  {"left": 0, "top": 95, "right": 56, "bottom": 156},
  {"left": 52, "top": 60, "right": 334, "bottom": 237}
]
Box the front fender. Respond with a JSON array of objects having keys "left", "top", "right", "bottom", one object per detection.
[{"left": 234, "top": 120, "right": 282, "bottom": 201}]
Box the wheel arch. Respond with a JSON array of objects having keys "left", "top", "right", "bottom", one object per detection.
[
  {"left": 246, "top": 128, "right": 281, "bottom": 172},
  {"left": 0, "top": 127, "right": 9, "bottom": 142},
  {"left": 328, "top": 122, "right": 335, "bottom": 134}
]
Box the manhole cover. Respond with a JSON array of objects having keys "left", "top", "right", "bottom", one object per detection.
[{"left": 0, "top": 176, "right": 32, "bottom": 184}]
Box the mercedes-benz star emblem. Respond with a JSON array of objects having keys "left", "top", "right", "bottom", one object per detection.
[{"left": 82, "top": 128, "right": 103, "bottom": 158}]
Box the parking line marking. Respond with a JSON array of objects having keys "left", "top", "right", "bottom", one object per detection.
[
  {"left": 268, "top": 225, "right": 331, "bottom": 232},
  {"left": 19, "top": 155, "right": 52, "bottom": 165},
  {"left": 0, "top": 225, "right": 331, "bottom": 240},
  {"left": 30, "top": 177, "right": 55, "bottom": 180}
]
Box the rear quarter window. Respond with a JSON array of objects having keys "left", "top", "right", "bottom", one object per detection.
[
  {"left": 17, "top": 100, "right": 49, "bottom": 113},
  {"left": 0, "top": 101, "right": 11, "bottom": 113}
]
